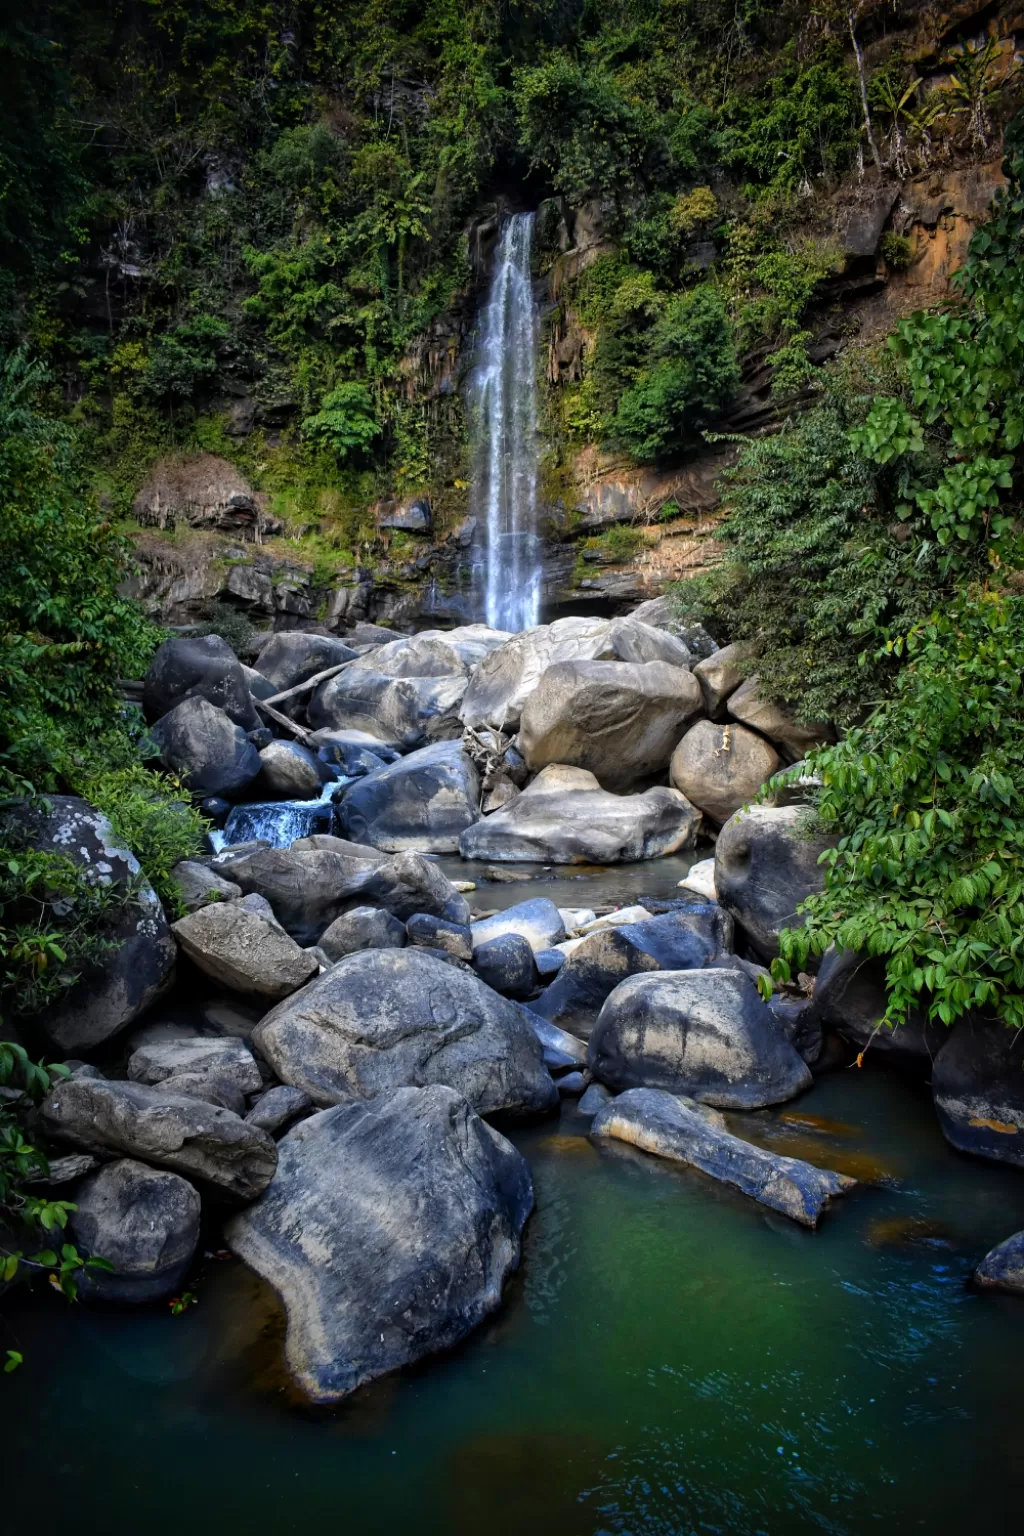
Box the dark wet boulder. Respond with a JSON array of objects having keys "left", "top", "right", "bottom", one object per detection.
[
  {"left": 41, "top": 1076, "right": 278, "bottom": 1200},
  {"left": 588, "top": 968, "right": 812, "bottom": 1108},
  {"left": 338, "top": 741, "right": 480, "bottom": 854},
  {"left": 470, "top": 898, "right": 566, "bottom": 955},
  {"left": 309, "top": 667, "right": 468, "bottom": 751},
  {"left": 669, "top": 720, "right": 781, "bottom": 824},
  {"left": 577, "top": 1082, "right": 613, "bottom": 1117},
  {"left": 590, "top": 1088, "right": 854, "bottom": 1227},
  {"left": 535, "top": 907, "right": 731, "bottom": 1027},
  {"left": 535, "top": 948, "right": 565, "bottom": 978},
  {"left": 143, "top": 633, "right": 259, "bottom": 730},
  {"left": 3, "top": 796, "right": 176, "bottom": 1054},
  {"left": 932, "top": 1021, "right": 1024, "bottom": 1169},
  {"left": 766, "top": 990, "right": 824, "bottom": 1069},
  {"left": 225, "top": 1085, "right": 533, "bottom": 1404},
  {"left": 811, "top": 948, "right": 943, "bottom": 1063},
  {"left": 714, "top": 805, "right": 836, "bottom": 963},
  {"left": 68, "top": 1159, "right": 201, "bottom": 1303},
  {"left": 318, "top": 906, "right": 407, "bottom": 962},
  {"left": 252, "top": 948, "right": 557, "bottom": 1117},
  {"left": 245, "top": 1085, "right": 313, "bottom": 1136},
  {"left": 525, "top": 1011, "right": 588, "bottom": 1070},
  {"left": 254, "top": 632, "right": 358, "bottom": 693},
  {"left": 171, "top": 898, "right": 319, "bottom": 998},
  {"left": 406, "top": 912, "right": 474, "bottom": 961},
  {"left": 313, "top": 737, "right": 388, "bottom": 779},
  {"left": 224, "top": 842, "right": 386, "bottom": 946},
  {"left": 255, "top": 741, "right": 327, "bottom": 800},
  {"left": 150, "top": 697, "right": 262, "bottom": 799},
  {"left": 357, "top": 849, "right": 470, "bottom": 926},
  {"left": 974, "top": 1230, "right": 1024, "bottom": 1294},
  {"left": 472, "top": 933, "right": 538, "bottom": 1000}
]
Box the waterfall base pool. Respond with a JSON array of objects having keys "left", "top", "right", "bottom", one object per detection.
[{"left": 6, "top": 1063, "right": 1024, "bottom": 1534}]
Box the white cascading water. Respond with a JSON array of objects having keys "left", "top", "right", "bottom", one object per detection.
[{"left": 469, "top": 212, "right": 542, "bottom": 632}]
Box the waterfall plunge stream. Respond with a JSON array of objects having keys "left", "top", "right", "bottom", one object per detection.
[{"left": 469, "top": 212, "right": 542, "bottom": 632}]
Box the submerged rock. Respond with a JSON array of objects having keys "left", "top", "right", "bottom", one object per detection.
[
  {"left": 253, "top": 948, "right": 557, "bottom": 1117},
  {"left": 714, "top": 804, "right": 835, "bottom": 963},
  {"left": 459, "top": 765, "right": 700, "bottom": 865},
  {"left": 974, "top": 1230, "right": 1024, "bottom": 1294},
  {"left": 588, "top": 968, "right": 812, "bottom": 1108},
  {"left": 339, "top": 740, "right": 481, "bottom": 853},
  {"left": 590, "top": 1088, "right": 855, "bottom": 1227},
  {"left": 68, "top": 1158, "right": 201, "bottom": 1303},
  {"left": 225, "top": 1085, "right": 533, "bottom": 1404}
]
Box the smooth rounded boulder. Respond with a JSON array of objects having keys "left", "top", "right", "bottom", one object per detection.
[
  {"left": 254, "top": 632, "right": 359, "bottom": 693},
  {"left": 357, "top": 849, "right": 471, "bottom": 925},
  {"left": 309, "top": 667, "right": 467, "bottom": 750},
  {"left": 222, "top": 842, "right": 386, "bottom": 945},
  {"left": 255, "top": 741, "right": 326, "bottom": 800},
  {"left": 253, "top": 948, "right": 557, "bottom": 1117},
  {"left": 691, "top": 641, "right": 754, "bottom": 718},
  {"left": 150, "top": 696, "right": 262, "bottom": 799},
  {"left": 172, "top": 899, "right": 319, "bottom": 998},
  {"left": 144, "top": 633, "right": 259, "bottom": 730},
  {"left": 670, "top": 719, "right": 781, "bottom": 823},
  {"left": 68, "top": 1158, "right": 201, "bottom": 1303},
  {"left": 588, "top": 968, "right": 812, "bottom": 1108},
  {"left": 459, "top": 765, "right": 701, "bottom": 865},
  {"left": 714, "top": 804, "right": 835, "bottom": 963},
  {"left": 472, "top": 933, "right": 538, "bottom": 999},
  {"left": 974, "top": 1230, "right": 1024, "bottom": 1294},
  {"left": 519, "top": 659, "right": 703, "bottom": 791},
  {"left": 470, "top": 898, "right": 566, "bottom": 954},
  {"left": 726, "top": 677, "right": 832, "bottom": 763},
  {"left": 225, "top": 1085, "right": 533, "bottom": 1403},
  {"left": 932, "top": 1022, "right": 1024, "bottom": 1169},
  {"left": 318, "top": 906, "right": 407, "bottom": 961},
  {"left": 339, "top": 741, "right": 481, "bottom": 853}
]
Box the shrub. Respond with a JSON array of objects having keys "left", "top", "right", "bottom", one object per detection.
[
  {"left": 301, "top": 383, "right": 382, "bottom": 461},
  {"left": 670, "top": 186, "right": 718, "bottom": 237},
  {"left": 880, "top": 232, "right": 914, "bottom": 270}
]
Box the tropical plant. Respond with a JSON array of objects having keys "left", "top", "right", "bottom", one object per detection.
[{"left": 301, "top": 383, "right": 382, "bottom": 462}]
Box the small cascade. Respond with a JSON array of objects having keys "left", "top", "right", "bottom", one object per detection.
[
  {"left": 209, "top": 778, "right": 346, "bottom": 852},
  {"left": 469, "top": 212, "right": 542, "bottom": 632}
]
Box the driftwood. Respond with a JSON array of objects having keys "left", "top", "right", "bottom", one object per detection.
[
  {"left": 259, "top": 660, "right": 355, "bottom": 709},
  {"left": 253, "top": 697, "right": 317, "bottom": 747}
]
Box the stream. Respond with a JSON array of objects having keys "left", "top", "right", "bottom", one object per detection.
[{"left": 6, "top": 857, "right": 1024, "bottom": 1534}]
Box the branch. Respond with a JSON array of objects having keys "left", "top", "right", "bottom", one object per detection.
[{"left": 849, "top": 8, "right": 883, "bottom": 171}]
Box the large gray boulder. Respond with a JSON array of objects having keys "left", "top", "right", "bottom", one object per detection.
[
  {"left": 356, "top": 849, "right": 470, "bottom": 926},
  {"left": 170, "top": 859, "right": 241, "bottom": 914},
  {"left": 535, "top": 907, "right": 731, "bottom": 1027},
  {"left": 223, "top": 842, "right": 386, "bottom": 945},
  {"left": 726, "top": 678, "right": 832, "bottom": 764},
  {"left": 519, "top": 660, "right": 703, "bottom": 791},
  {"left": 254, "top": 632, "right": 358, "bottom": 693},
  {"left": 692, "top": 641, "right": 753, "bottom": 718},
  {"left": 714, "top": 805, "right": 835, "bottom": 963},
  {"left": 309, "top": 662, "right": 468, "bottom": 751},
  {"left": 4, "top": 797, "right": 175, "bottom": 1053},
  {"left": 255, "top": 741, "right": 326, "bottom": 800},
  {"left": 338, "top": 741, "right": 481, "bottom": 853},
  {"left": 41, "top": 1076, "right": 278, "bottom": 1200},
  {"left": 470, "top": 898, "right": 566, "bottom": 955},
  {"left": 150, "top": 697, "right": 262, "bottom": 799},
  {"left": 68, "top": 1158, "right": 201, "bottom": 1303},
  {"left": 932, "top": 1022, "right": 1024, "bottom": 1169},
  {"left": 225, "top": 1085, "right": 533, "bottom": 1403},
  {"left": 171, "top": 898, "right": 319, "bottom": 998},
  {"left": 811, "top": 949, "right": 943, "bottom": 1062},
  {"left": 588, "top": 968, "right": 812, "bottom": 1108},
  {"left": 318, "top": 906, "right": 407, "bottom": 961},
  {"left": 127, "top": 1035, "right": 263, "bottom": 1096},
  {"left": 253, "top": 948, "right": 557, "bottom": 1116},
  {"left": 974, "top": 1231, "right": 1024, "bottom": 1294},
  {"left": 670, "top": 720, "right": 781, "bottom": 823},
  {"left": 590, "top": 1088, "right": 854, "bottom": 1227},
  {"left": 346, "top": 632, "right": 470, "bottom": 680},
  {"left": 144, "top": 633, "right": 259, "bottom": 730},
  {"left": 459, "top": 765, "right": 701, "bottom": 865}
]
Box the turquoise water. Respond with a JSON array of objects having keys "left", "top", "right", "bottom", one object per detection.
[{"left": 5, "top": 1064, "right": 1024, "bottom": 1535}]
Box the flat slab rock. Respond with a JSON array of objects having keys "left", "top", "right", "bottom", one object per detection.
[
  {"left": 225, "top": 1085, "right": 533, "bottom": 1404},
  {"left": 590, "top": 1088, "right": 855, "bottom": 1227}
]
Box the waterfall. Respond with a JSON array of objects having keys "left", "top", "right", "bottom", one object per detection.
[
  {"left": 469, "top": 212, "right": 542, "bottom": 632},
  {"left": 209, "top": 778, "right": 345, "bottom": 852}
]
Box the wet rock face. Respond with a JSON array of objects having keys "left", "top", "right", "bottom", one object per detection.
[
  {"left": 811, "top": 949, "right": 944, "bottom": 1063},
  {"left": 932, "top": 1022, "right": 1024, "bottom": 1170},
  {"left": 714, "top": 804, "right": 835, "bottom": 964},
  {"left": 589, "top": 1088, "right": 855, "bottom": 1227},
  {"left": 225, "top": 1085, "right": 533, "bottom": 1404},
  {"left": 252, "top": 947, "right": 557, "bottom": 1117},
  {"left": 670, "top": 719, "right": 781, "bottom": 824},
  {"left": 3, "top": 796, "right": 176, "bottom": 1054},
  {"left": 68, "top": 1158, "right": 201, "bottom": 1303},
  {"left": 338, "top": 741, "right": 481, "bottom": 854},
  {"left": 587, "top": 968, "right": 812, "bottom": 1109},
  {"left": 144, "top": 633, "right": 260, "bottom": 731},
  {"left": 974, "top": 1230, "right": 1024, "bottom": 1294},
  {"left": 150, "top": 696, "right": 263, "bottom": 799}
]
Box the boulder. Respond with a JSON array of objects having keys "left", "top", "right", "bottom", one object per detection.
[
  {"left": 459, "top": 765, "right": 701, "bottom": 865},
  {"left": 253, "top": 948, "right": 558, "bottom": 1117},
  {"left": 588, "top": 968, "right": 812, "bottom": 1107},
  {"left": 5, "top": 797, "right": 175, "bottom": 1053},
  {"left": 346, "top": 632, "right": 469, "bottom": 680},
  {"left": 41, "top": 1076, "right": 277, "bottom": 1200},
  {"left": 811, "top": 949, "right": 943, "bottom": 1062},
  {"left": 535, "top": 907, "right": 731, "bottom": 1026},
  {"left": 766, "top": 990, "right": 824, "bottom": 1069},
  {"left": 127, "top": 1035, "right": 262, "bottom": 1097},
  {"left": 313, "top": 737, "right": 388, "bottom": 779},
  {"left": 669, "top": 720, "right": 781, "bottom": 823},
  {"left": 68, "top": 1159, "right": 201, "bottom": 1303},
  {"left": 932, "top": 1022, "right": 1024, "bottom": 1169},
  {"left": 171, "top": 859, "right": 242, "bottom": 914},
  {"left": 150, "top": 697, "right": 262, "bottom": 799},
  {"left": 171, "top": 899, "right": 319, "bottom": 999},
  {"left": 143, "top": 633, "right": 259, "bottom": 730},
  {"left": 309, "top": 666, "right": 468, "bottom": 751},
  {"left": 519, "top": 659, "right": 703, "bottom": 791},
  {"left": 470, "top": 898, "right": 566, "bottom": 955},
  {"left": 347, "top": 623, "right": 404, "bottom": 647},
  {"left": 309, "top": 726, "right": 402, "bottom": 762},
  {"left": 590, "top": 1088, "right": 854, "bottom": 1227},
  {"left": 678, "top": 857, "right": 717, "bottom": 900},
  {"left": 526, "top": 1011, "right": 589, "bottom": 1070},
  {"left": 557, "top": 1071, "right": 587, "bottom": 1096},
  {"left": 691, "top": 641, "right": 753, "bottom": 718},
  {"left": 726, "top": 678, "right": 832, "bottom": 764},
  {"left": 974, "top": 1231, "right": 1024, "bottom": 1294},
  {"left": 472, "top": 934, "right": 538, "bottom": 999},
  {"left": 535, "top": 948, "right": 565, "bottom": 978},
  {"left": 407, "top": 913, "right": 473, "bottom": 961},
  {"left": 374, "top": 494, "right": 432, "bottom": 532},
  {"left": 225, "top": 1085, "right": 533, "bottom": 1403},
  {"left": 245, "top": 1085, "right": 313, "bottom": 1136},
  {"left": 714, "top": 805, "right": 835, "bottom": 963},
  {"left": 577, "top": 1082, "right": 613, "bottom": 1117},
  {"left": 318, "top": 906, "right": 407, "bottom": 961},
  {"left": 224, "top": 842, "right": 386, "bottom": 946},
  {"left": 356, "top": 849, "right": 470, "bottom": 926},
  {"left": 255, "top": 741, "right": 326, "bottom": 800},
  {"left": 154, "top": 1071, "right": 248, "bottom": 1115},
  {"left": 339, "top": 741, "right": 481, "bottom": 854},
  {"left": 254, "top": 632, "right": 359, "bottom": 693}
]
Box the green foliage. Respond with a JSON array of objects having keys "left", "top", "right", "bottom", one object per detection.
[
  {"left": 80, "top": 768, "right": 206, "bottom": 916},
  {"left": 0, "top": 844, "right": 120, "bottom": 1020},
  {"left": 669, "top": 186, "right": 718, "bottom": 237},
  {"left": 717, "top": 50, "right": 860, "bottom": 195},
  {"left": 142, "top": 316, "right": 229, "bottom": 403},
  {"left": 302, "top": 384, "right": 382, "bottom": 462},
  {"left": 773, "top": 594, "right": 1024, "bottom": 1034},
  {"left": 880, "top": 232, "right": 914, "bottom": 270},
  {"left": 514, "top": 53, "right": 656, "bottom": 203}
]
